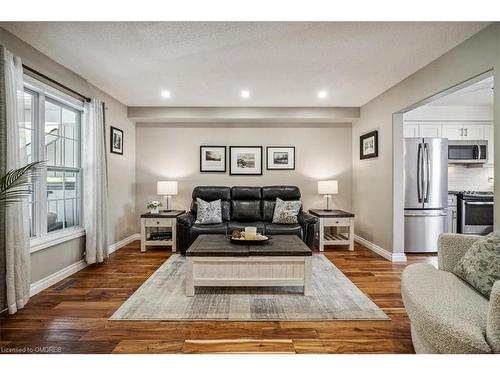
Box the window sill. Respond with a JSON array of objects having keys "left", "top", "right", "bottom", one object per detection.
[{"left": 30, "top": 227, "right": 86, "bottom": 254}]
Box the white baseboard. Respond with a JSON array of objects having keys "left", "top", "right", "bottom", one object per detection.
[
  {"left": 108, "top": 233, "right": 141, "bottom": 254},
  {"left": 354, "top": 234, "right": 407, "bottom": 263},
  {"left": 30, "top": 259, "right": 88, "bottom": 297}
]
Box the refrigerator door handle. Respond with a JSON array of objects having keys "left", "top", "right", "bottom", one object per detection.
[
  {"left": 417, "top": 143, "right": 422, "bottom": 203},
  {"left": 424, "top": 143, "right": 430, "bottom": 203}
]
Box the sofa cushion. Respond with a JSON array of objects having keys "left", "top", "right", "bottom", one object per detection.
[
  {"left": 191, "top": 223, "right": 228, "bottom": 237},
  {"left": 231, "top": 200, "right": 262, "bottom": 222},
  {"left": 402, "top": 263, "right": 491, "bottom": 353},
  {"left": 262, "top": 186, "right": 301, "bottom": 200},
  {"left": 453, "top": 231, "right": 500, "bottom": 299},
  {"left": 272, "top": 197, "right": 301, "bottom": 224},
  {"left": 265, "top": 223, "right": 303, "bottom": 237},
  {"left": 231, "top": 186, "right": 262, "bottom": 200},
  {"left": 195, "top": 198, "right": 222, "bottom": 224},
  {"left": 228, "top": 221, "right": 265, "bottom": 233}
]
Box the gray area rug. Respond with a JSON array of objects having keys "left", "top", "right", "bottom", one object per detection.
[{"left": 110, "top": 254, "right": 389, "bottom": 321}]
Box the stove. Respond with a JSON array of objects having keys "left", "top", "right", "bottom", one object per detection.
[{"left": 456, "top": 191, "right": 494, "bottom": 235}]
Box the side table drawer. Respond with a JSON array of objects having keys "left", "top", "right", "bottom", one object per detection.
[
  {"left": 323, "top": 217, "right": 351, "bottom": 226},
  {"left": 145, "top": 218, "right": 173, "bottom": 227}
]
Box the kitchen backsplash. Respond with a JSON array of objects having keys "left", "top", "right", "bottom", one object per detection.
[{"left": 448, "top": 165, "right": 494, "bottom": 192}]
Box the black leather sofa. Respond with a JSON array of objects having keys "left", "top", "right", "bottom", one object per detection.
[{"left": 176, "top": 186, "right": 317, "bottom": 254}]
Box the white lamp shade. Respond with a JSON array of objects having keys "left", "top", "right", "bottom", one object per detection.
[
  {"left": 317, "top": 180, "right": 338, "bottom": 195},
  {"left": 157, "top": 181, "right": 178, "bottom": 196}
]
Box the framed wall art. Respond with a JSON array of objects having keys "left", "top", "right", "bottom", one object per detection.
[
  {"left": 360, "top": 130, "right": 378, "bottom": 160},
  {"left": 229, "top": 146, "right": 263, "bottom": 175},
  {"left": 200, "top": 146, "right": 226, "bottom": 172},
  {"left": 266, "top": 146, "right": 295, "bottom": 170},
  {"left": 110, "top": 126, "right": 124, "bottom": 155}
]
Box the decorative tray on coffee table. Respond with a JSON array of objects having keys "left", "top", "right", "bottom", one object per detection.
[{"left": 227, "top": 231, "right": 271, "bottom": 245}]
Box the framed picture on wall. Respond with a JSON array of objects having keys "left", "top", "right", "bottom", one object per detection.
[
  {"left": 266, "top": 146, "right": 295, "bottom": 170},
  {"left": 110, "top": 126, "right": 124, "bottom": 155},
  {"left": 200, "top": 146, "right": 226, "bottom": 172},
  {"left": 229, "top": 146, "right": 263, "bottom": 175},
  {"left": 360, "top": 130, "right": 378, "bottom": 160}
]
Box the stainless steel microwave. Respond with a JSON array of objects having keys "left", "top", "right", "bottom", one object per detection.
[{"left": 448, "top": 140, "right": 488, "bottom": 164}]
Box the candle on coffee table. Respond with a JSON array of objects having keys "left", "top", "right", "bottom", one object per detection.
[{"left": 245, "top": 226, "right": 257, "bottom": 240}]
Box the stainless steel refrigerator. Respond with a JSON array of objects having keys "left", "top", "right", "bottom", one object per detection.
[{"left": 404, "top": 138, "right": 448, "bottom": 253}]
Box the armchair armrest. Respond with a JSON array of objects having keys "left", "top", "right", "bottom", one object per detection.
[
  {"left": 437, "top": 233, "right": 481, "bottom": 272},
  {"left": 177, "top": 211, "right": 196, "bottom": 227},
  {"left": 297, "top": 211, "right": 317, "bottom": 225},
  {"left": 487, "top": 280, "right": 500, "bottom": 353}
]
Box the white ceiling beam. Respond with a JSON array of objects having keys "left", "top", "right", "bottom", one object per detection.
[{"left": 127, "top": 107, "right": 360, "bottom": 123}]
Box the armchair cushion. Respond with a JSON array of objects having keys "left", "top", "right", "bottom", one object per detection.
[
  {"left": 453, "top": 231, "right": 500, "bottom": 299},
  {"left": 402, "top": 263, "right": 491, "bottom": 353},
  {"left": 438, "top": 233, "right": 483, "bottom": 272},
  {"left": 487, "top": 281, "right": 500, "bottom": 353}
]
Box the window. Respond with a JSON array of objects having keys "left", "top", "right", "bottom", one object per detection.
[{"left": 25, "top": 77, "right": 84, "bottom": 249}]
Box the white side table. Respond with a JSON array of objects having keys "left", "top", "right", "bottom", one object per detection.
[
  {"left": 140, "top": 210, "right": 185, "bottom": 252},
  {"left": 309, "top": 209, "right": 355, "bottom": 252}
]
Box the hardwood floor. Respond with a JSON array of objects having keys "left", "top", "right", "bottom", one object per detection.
[{"left": 0, "top": 241, "right": 436, "bottom": 354}]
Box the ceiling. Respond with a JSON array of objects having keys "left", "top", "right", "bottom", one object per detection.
[
  {"left": 0, "top": 22, "right": 489, "bottom": 107},
  {"left": 429, "top": 76, "right": 494, "bottom": 107}
]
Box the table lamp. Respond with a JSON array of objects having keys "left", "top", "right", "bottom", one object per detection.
[
  {"left": 157, "top": 181, "right": 178, "bottom": 211},
  {"left": 317, "top": 180, "right": 338, "bottom": 211}
]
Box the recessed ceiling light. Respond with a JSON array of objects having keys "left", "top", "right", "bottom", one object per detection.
[
  {"left": 161, "top": 90, "right": 171, "bottom": 98},
  {"left": 240, "top": 90, "right": 251, "bottom": 99},
  {"left": 317, "top": 90, "right": 328, "bottom": 99}
]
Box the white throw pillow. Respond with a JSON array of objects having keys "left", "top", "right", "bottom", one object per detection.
[
  {"left": 195, "top": 198, "right": 223, "bottom": 224},
  {"left": 272, "top": 197, "right": 301, "bottom": 224}
]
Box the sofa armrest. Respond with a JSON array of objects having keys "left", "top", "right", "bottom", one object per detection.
[
  {"left": 437, "top": 233, "right": 482, "bottom": 272},
  {"left": 297, "top": 211, "right": 317, "bottom": 225},
  {"left": 297, "top": 211, "right": 317, "bottom": 248},
  {"left": 177, "top": 211, "right": 196, "bottom": 227},
  {"left": 176, "top": 212, "right": 196, "bottom": 255},
  {"left": 487, "top": 280, "right": 500, "bottom": 353}
]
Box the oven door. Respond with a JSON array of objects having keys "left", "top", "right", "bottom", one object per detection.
[{"left": 461, "top": 200, "right": 494, "bottom": 234}]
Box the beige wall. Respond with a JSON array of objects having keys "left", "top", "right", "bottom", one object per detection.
[
  {"left": 136, "top": 125, "right": 352, "bottom": 219},
  {"left": 352, "top": 23, "right": 500, "bottom": 252},
  {"left": 0, "top": 27, "right": 137, "bottom": 284}
]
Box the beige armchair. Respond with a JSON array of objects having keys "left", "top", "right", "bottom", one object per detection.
[{"left": 401, "top": 233, "right": 500, "bottom": 353}]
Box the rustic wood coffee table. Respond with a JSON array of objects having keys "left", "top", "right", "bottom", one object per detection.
[{"left": 185, "top": 234, "right": 312, "bottom": 296}]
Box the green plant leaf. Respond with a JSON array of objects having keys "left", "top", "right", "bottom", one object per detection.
[{"left": 0, "top": 160, "right": 44, "bottom": 207}]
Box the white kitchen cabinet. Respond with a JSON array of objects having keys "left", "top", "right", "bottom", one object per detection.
[
  {"left": 441, "top": 123, "right": 485, "bottom": 140},
  {"left": 403, "top": 123, "right": 419, "bottom": 138},
  {"left": 441, "top": 124, "right": 464, "bottom": 140},
  {"left": 419, "top": 123, "right": 442, "bottom": 137},
  {"left": 462, "top": 125, "right": 484, "bottom": 140}
]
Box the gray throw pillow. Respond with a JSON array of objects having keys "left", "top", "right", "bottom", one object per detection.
[
  {"left": 453, "top": 231, "right": 500, "bottom": 299},
  {"left": 195, "top": 198, "right": 222, "bottom": 224},
  {"left": 272, "top": 197, "right": 302, "bottom": 224}
]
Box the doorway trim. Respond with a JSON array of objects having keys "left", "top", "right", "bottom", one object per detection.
[{"left": 392, "top": 69, "right": 494, "bottom": 256}]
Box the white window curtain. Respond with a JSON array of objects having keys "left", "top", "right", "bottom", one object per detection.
[
  {"left": 3, "top": 47, "right": 31, "bottom": 314},
  {"left": 83, "top": 99, "right": 109, "bottom": 264}
]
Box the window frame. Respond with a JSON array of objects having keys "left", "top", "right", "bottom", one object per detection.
[{"left": 24, "top": 76, "right": 86, "bottom": 253}]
